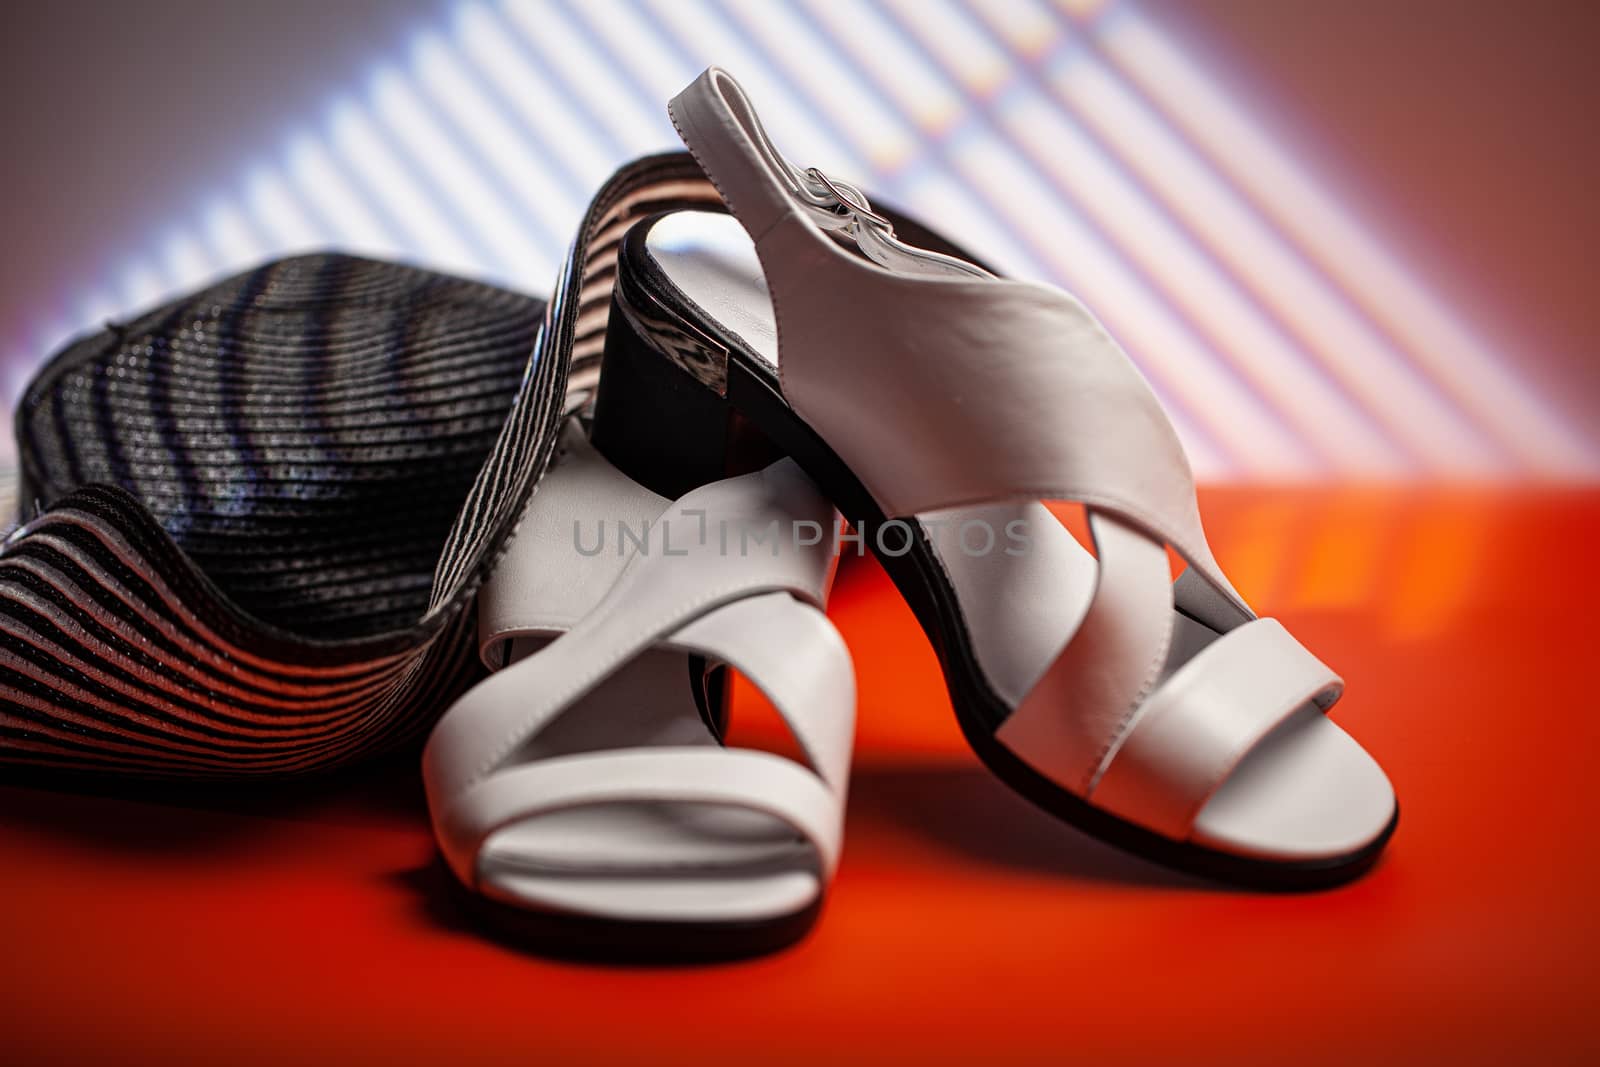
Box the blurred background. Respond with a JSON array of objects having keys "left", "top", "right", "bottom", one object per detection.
[
  {"left": 2, "top": 10, "right": 1597, "bottom": 1058},
  {"left": 2, "top": 0, "right": 1595, "bottom": 481}
]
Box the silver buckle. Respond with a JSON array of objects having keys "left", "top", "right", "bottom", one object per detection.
[
  {"left": 774, "top": 151, "right": 989, "bottom": 278},
  {"left": 799, "top": 166, "right": 893, "bottom": 236}
]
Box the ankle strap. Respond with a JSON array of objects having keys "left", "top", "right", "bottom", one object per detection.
[{"left": 669, "top": 67, "right": 986, "bottom": 280}]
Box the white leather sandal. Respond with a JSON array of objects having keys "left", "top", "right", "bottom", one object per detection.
[
  {"left": 422, "top": 420, "right": 852, "bottom": 958},
  {"left": 590, "top": 68, "right": 1397, "bottom": 889}
]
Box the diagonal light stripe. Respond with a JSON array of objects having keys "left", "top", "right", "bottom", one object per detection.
[
  {"left": 27, "top": 0, "right": 1586, "bottom": 486},
  {"left": 408, "top": 29, "right": 578, "bottom": 253},
  {"left": 993, "top": 90, "right": 1403, "bottom": 473},
  {"left": 958, "top": 0, "right": 1405, "bottom": 473},
  {"left": 557, "top": 0, "right": 700, "bottom": 115},
  {"left": 793, "top": 0, "right": 1257, "bottom": 473},
  {"left": 861, "top": 0, "right": 1318, "bottom": 476},
  {"left": 957, "top": 132, "right": 1313, "bottom": 475},
  {"left": 501, "top": 0, "right": 674, "bottom": 154},
  {"left": 284, "top": 131, "right": 404, "bottom": 255},
  {"left": 366, "top": 66, "right": 552, "bottom": 276},
  {"left": 159, "top": 229, "right": 216, "bottom": 295},
  {"left": 1089, "top": 6, "right": 1598, "bottom": 477},
  {"left": 970, "top": 0, "right": 1061, "bottom": 60},
  {"left": 789, "top": 0, "right": 967, "bottom": 135},
  {"left": 715, "top": 0, "right": 922, "bottom": 171},
  {"left": 200, "top": 198, "right": 270, "bottom": 271},
  {"left": 638, "top": 0, "right": 1260, "bottom": 476},
  {"left": 635, "top": 0, "right": 874, "bottom": 176},
  {"left": 879, "top": 0, "right": 1015, "bottom": 97},
  {"left": 326, "top": 98, "right": 480, "bottom": 271},
  {"left": 453, "top": 4, "right": 620, "bottom": 188},
  {"left": 792, "top": 0, "right": 1045, "bottom": 270},
  {"left": 243, "top": 166, "right": 326, "bottom": 252},
  {"left": 1034, "top": 8, "right": 1510, "bottom": 474}
]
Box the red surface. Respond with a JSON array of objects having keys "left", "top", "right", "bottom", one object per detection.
[{"left": 1, "top": 489, "right": 1596, "bottom": 1066}]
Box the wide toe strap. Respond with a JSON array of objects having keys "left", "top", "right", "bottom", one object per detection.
[
  {"left": 435, "top": 747, "right": 845, "bottom": 891},
  {"left": 1088, "top": 618, "right": 1343, "bottom": 841}
]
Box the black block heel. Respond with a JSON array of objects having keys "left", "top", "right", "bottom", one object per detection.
[
  {"left": 590, "top": 294, "right": 780, "bottom": 501},
  {"left": 589, "top": 291, "right": 766, "bottom": 781}
]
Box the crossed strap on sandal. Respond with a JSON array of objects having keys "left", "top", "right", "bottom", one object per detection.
[{"left": 423, "top": 422, "right": 852, "bottom": 956}]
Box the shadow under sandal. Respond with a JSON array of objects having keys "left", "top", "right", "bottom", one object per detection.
[
  {"left": 423, "top": 420, "right": 852, "bottom": 960},
  {"left": 597, "top": 67, "right": 1397, "bottom": 890}
]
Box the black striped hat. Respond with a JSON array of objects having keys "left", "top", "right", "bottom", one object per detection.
[
  {"left": 0, "top": 148, "right": 992, "bottom": 782},
  {"left": 2, "top": 251, "right": 549, "bottom": 779},
  {"left": 0, "top": 152, "right": 724, "bottom": 781}
]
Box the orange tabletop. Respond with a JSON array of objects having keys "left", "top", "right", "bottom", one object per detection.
[{"left": 1, "top": 488, "right": 1595, "bottom": 1066}]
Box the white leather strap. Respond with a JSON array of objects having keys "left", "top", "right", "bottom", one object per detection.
[
  {"left": 994, "top": 509, "right": 1177, "bottom": 795},
  {"left": 427, "top": 457, "right": 837, "bottom": 792},
  {"left": 421, "top": 429, "right": 852, "bottom": 910},
  {"left": 477, "top": 421, "right": 668, "bottom": 665},
  {"left": 434, "top": 747, "right": 844, "bottom": 889},
  {"left": 1088, "top": 618, "right": 1343, "bottom": 839},
  {"left": 669, "top": 591, "right": 854, "bottom": 792},
  {"left": 668, "top": 68, "right": 981, "bottom": 280},
  {"left": 668, "top": 68, "right": 795, "bottom": 241}
]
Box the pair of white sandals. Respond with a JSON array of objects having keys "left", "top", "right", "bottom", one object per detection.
[{"left": 422, "top": 69, "right": 1397, "bottom": 959}]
